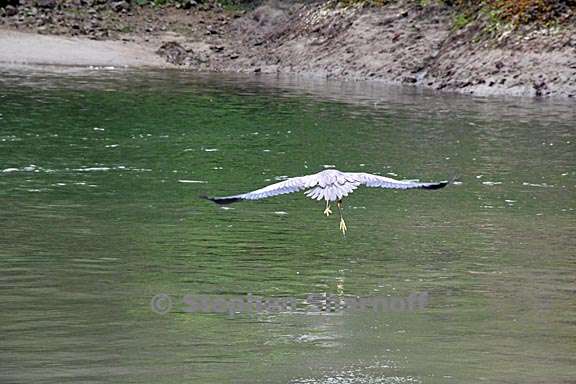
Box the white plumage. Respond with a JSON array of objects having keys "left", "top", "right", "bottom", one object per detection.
[
  {"left": 203, "top": 169, "right": 450, "bottom": 234},
  {"left": 205, "top": 169, "right": 448, "bottom": 204}
]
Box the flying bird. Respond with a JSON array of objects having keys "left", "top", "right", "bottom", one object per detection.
[{"left": 203, "top": 169, "right": 450, "bottom": 234}]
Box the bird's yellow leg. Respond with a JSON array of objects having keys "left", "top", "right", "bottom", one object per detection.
[
  {"left": 323, "top": 200, "right": 332, "bottom": 216},
  {"left": 337, "top": 200, "right": 347, "bottom": 235}
]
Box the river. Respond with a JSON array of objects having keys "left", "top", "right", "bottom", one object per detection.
[{"left": 0, "top": 68, "right": 574, "bottom": 384}]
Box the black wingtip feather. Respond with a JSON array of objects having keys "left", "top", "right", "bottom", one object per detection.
[
  {"left": 200, "top": 195, "right": 243, "bottom": 205},
  {"left": 423, "top": 175, "right": 460, "bottom": 190},
  {"left": 422, "top": 181, "right": 449, "bottom": 190}
]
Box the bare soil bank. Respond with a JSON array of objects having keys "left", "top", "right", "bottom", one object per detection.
[{"left": 1, "top": 1, "right": 575, "bottom": 98}]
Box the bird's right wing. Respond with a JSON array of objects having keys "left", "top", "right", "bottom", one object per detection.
[
  {"left": 351, "top": 172, "right": 449, "bottom": 190},
  {"left": 203, "top": 174, "right": 319, "bottom": 205}
]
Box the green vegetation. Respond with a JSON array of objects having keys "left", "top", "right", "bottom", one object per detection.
[
  {"left": 452, "top": 12, "right": 471, "bottom": 30},
  {"left": 453, "top": 0, "right": 575, "bottom": 25},
  {"left": 338, "top": 0, "right": 576, "bottom": 26}
]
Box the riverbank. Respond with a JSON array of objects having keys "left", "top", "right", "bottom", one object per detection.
[
  {"left": 0, "top": 29, "right": 167, "bottom": 68},
  {"left": 1, "top": 1, "right": 575, "bottom": 98}
]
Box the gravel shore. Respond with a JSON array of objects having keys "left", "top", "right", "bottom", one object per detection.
[{"left": 1, "top": 1, "right": 575, "bottom": 98}]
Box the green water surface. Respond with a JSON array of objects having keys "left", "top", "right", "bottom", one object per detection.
[{"left": 0, "top": 69, "right": 574, "bottom": 384}]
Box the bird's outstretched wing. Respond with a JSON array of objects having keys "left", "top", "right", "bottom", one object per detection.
[
  {"left": 350, "top": 173, "right": 450, "bottom": 190},
  {"left": 202, "top": 175, "right": 318, "bottom": 205}
]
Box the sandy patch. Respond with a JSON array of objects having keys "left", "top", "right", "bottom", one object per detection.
[{"left": 0, "top": 29, "right": 170, "bottom": 68}]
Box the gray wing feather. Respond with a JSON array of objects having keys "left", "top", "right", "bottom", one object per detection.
[
  {"left": 350, "top": 172, "right": 449, "bottom": 190},
  {"left": 205, "top": 175, "right": 318, "bottom": 204}
]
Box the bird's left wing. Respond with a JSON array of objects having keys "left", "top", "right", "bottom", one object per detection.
[
  {"left": 349, "top": 172, "right": 449, "bottom": 190},
  {"left": 203, "top": 174, "right": 318, "bottom": 205}
]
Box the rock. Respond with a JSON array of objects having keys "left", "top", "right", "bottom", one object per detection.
[
  {"left": 156, "top": 41, "right": 188, "bottom": 65},
  {"left": 110, "top": 0, "right": 129, "bottom": 12},
  {"left": 36, "top": 0, "right": 58, "bottom": 9},
  {"left": 533, "top": 80, "right": 548, "bottom": 97},
  {"left": 198, "top": 3, "right": 212, "bottom": 11},
  {"left": 209, "top": 45, "right": 224, "bottom": 52},
  {"left": 4, "top": 5, "right": 18, "bottom": 16},
  {"left": 206, "top": 25, "right": 218, "bottom": 35},
  {"left": 176, "top": 0, "right": 197, "bottom": 9}
]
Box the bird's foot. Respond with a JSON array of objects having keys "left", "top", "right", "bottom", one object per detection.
[
  {"left": 323, "top": 206, "right": 332, "bottom": 216},
  {"left": 339, "top": 218, "right": 347, "bottom": 235}
]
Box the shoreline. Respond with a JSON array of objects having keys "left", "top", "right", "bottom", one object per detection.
[
  {"left": 1, "top": 1, "right": 575, "bottom": 99},
  {"left": 0, "top": 29, "right": 169, "bottom": 68}
]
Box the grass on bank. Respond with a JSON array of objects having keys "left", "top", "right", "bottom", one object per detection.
[{"left": 338, "top": 0, "right": 575, "bottom": 26}]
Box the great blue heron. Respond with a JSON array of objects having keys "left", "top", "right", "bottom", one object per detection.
[{"left": 203, "top": 169, "right": 450, "bottom": 234}]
